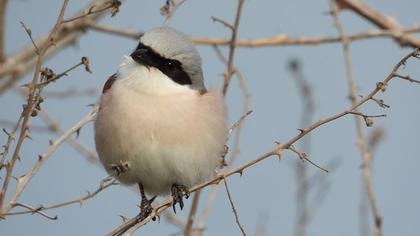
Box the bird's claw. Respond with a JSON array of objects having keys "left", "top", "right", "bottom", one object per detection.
[
  {"left": 171, "top": 184, "right": 189, "bottom": 213},
  {"left": 138, "top": 195, "right": 156, "bottom": 220}
]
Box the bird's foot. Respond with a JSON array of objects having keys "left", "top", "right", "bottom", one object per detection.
[
  {"left": 138, "top": 195, "right": 156, "bottom": 220},
  {"left": 171, "top": 184, "right": 190, "bottom": 213}
]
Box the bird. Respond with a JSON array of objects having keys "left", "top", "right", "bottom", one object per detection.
[{"left": 94, "top": 26, "right": 228, "bottom": 217}]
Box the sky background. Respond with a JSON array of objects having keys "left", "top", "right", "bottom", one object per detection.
[{"left": 1, "top": 0, "right": 420, "bottom": 235}]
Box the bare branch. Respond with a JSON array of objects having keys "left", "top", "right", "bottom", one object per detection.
[
  {"left": 183, "top": 191, "right": 201, "bottom": 236},
  {"left": 161, "top": 0, "right": 187, "bottom": 25},
  {"left": 0, "top": 0, "right": 119, "bottom": 94},
  {"left": 86, "top": 20, "right": 143, "bottom": 39},
  {"left": 288, "top": 57, "right": 315, "bottom": 236},
  {"left": 0, "top": 0, "right": 71, "bottom": 212},
  {"left": 287, "top": 145, "right": 328, "bottom": 173},
  {"left": 19, "top": 22, "right": 40, "bottom": 55},
  {"left": 393, "top": 74, "right": 420, "bottom": 84},
  {"left": 1, "top": 106, "right": 99, "bottom": 215},
  {"left": 5, "top": 176, "right": 116, "bottom": 217},
  {"left": 223, "top": 177, "right": 247, "bottom": 236},
  {"left": 106, "top": 48, "right": 419, "bottom": 235},
  {"left": 62, "top": 0, "right": 121, "bottom": 23},
  {"left": 0, "top": 0, "right": 8, "bottom": 62},
  {"left": 222, "top": 0, "right": 245, "bottom": 96},
  {"left": 335, "top": 0, "right": 420, "bottom": 48},
  {"left": 81, "top": 20, "right": 420, "bottom": 48},
  {"left": 11, "top": 202, "right": 57, "bottom": 220},
  {"left": 331, "top": 2, "right": 386, "bottom": 235}
]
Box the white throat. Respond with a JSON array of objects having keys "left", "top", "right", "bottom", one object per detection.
[{"left": 117, "top": 56, "right": 193, "bottom": 95}]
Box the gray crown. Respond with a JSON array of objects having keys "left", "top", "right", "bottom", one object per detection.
[{"left": 140, "top": 27, "right": 205, "bottom": 91}]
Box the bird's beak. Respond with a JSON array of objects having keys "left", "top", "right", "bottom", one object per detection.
[{"left": 130, "top": 48, "right": 151, "bottom": 66}]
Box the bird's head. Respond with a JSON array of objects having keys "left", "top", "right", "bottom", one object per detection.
[{"left": 128, "top": 27, "right": 206, "bottom": 93}]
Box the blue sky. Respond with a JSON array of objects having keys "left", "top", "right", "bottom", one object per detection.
[{"left": 1, "top": 0, "right": 420, "bottom": 235}]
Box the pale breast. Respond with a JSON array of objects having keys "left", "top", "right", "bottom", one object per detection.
[{"left": 94, "top": 81, "right": 227, "bottom": 195}]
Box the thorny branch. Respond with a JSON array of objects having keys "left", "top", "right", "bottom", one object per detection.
[
  {"left": 20, "top": 22, "right": 39, "bottom": 55},
  {"left": 0, "top": 0, "right": 8, "bottom": 62},
  {"left": 0, "top": 0, "right": 71, "bottom": 212},
  {"left": 161, "top": 0, "right": 187, "bottom": 25},
  {"left": 222, "top": 0, "right": 244, "bottom": 96},
  {"left": 106, "top": 48, "right": 420, "bottom": 236},
  {"left": 223, "top": 177, "right": 247, "bottom": 236},
  {"left": 62, "top": 0, "right": 121, "bottom": 23},
  {"left": 331, "top": 1, "right": 384, "bottom": 235},
  {"left": 335, "top": 0, "right": 420, "bottom": 48},
  {"left": 0, "top": 0, "right": 120, "bottom": 95},
  {"left": 288, "top": 58, "right": 314, "bottom": 236},
  {"left": 85, "top": 22, "right": 420, "bottom": 48},
  {"left": 0, "top": 106, "right": 99, "bottom": 215},
  {"left": 5, "top": 176, "right": 116, "bottom": 217},
  {"left": 2, "top": 17, "right": 419, "bottom": 94}
]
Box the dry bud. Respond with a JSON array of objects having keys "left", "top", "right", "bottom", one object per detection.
[
  {"left": 81, "top": 56, "right": 92, "bottom": 73},
  {"left": 40, "top": 67, "right": 55, "bottom": 81},
  {"left": 111, "top": 0, "right": 122, "bottom": 17},
  {"left": 376, "top": 82, "right": 387, "bottom": 92},
  {"left": 364, "top": 117, "right": 374, "bottom": 127}
]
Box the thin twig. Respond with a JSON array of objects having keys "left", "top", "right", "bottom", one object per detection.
[
  {"left": 0, "top": 116, "right": 23, "bottom": 168},
  {"left": 183, "top": 191, "right": 201, "bottom": 236},
  {"left": 0, "top": 0, "right": 70, "bottom": 213},
  {"left": 0, "top": 0, "right": 118, "bottom": 94},
  {"left": 197, "top": 46, "right": 252, "bottom": 230},
  {"left": 33, "top": 57, "right": 90, "bottom": 88},
  {"left": 38, "top": 110, "right": 99, "bottom": 163},
  {"left": 86, "top": 20, "right": 143, "bottom": 39},
  {"left": 15, "top": 87, "right": 97, "bottom": 99},
  {"left": 20, "top": 22, "right": 40, "bottom": 55},
  {"left": 62, "top": 0, "right": 121, "bottom": 23},
  {"left": 161, "top": 0, "right": 187, "bottom": 25},
  {"left": 222, "top": 0, "right": 245, "bottom": 96},
  {"left": 288, "top": 57, "right": 314, "bottom": 236},
  {"left": 106, "top": 48, "right": 420, "bottom": 236},
  {"left": 335, "top": 0, "right": 420, "bottom": 48},
  {"left": 287, "top": 145, "right": 328, "bottom": 173},
  {"left": 0, "top": 0, "right": 7, "bottom": 62},
  {"left": 83, "top": 23, "right": 420, "bottom": 48},
  {"left": 223, "top": 177, "right": 247, "bottom": 236},
  {"left": 1, "top": 106, "right": 99, "bottom": 215},
  {"left": 11, "top": 203, "right": 57, "bottom": 220},
  {"left": 331, "top": 2, "right": 383, "bottom": 235},
  {"left": 2, "top": 24, "right": 419, "bottom": 91},
  {"left": 393, "top": 74, "right": 420, "bottom": 84},
  {"left": 5, "top": 176, "right": 116, "bottom": 217}
]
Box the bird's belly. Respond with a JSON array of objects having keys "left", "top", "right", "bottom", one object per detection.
[{"left": 94, "top": 85, "right": 227, "bottom": 195}]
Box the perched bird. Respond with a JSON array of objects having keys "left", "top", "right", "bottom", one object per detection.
[{"left": 94, "top": 27, "right": 227, "bottom": 215}]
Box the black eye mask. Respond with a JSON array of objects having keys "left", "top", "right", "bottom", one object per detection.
[{"left": 130, "top": 42, "right": 192, "bottom": 86}]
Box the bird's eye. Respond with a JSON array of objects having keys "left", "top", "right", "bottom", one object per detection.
[{"left": 165, "top": 61, "right": 177, "bottom": 69}]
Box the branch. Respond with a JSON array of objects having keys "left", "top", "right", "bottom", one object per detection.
[
  {"left": 83, "top": 20, "right": 420, "bottom": 48},
  {"left": 331, "top": 2, "right": 383, "bottom": 235},
  {"left": 223, "top": 177, "right": 247, "bottom": 236},
  {"left": 183, "top": 190, "right": 201, "bottom": 236},
  {"left": 86, "top": 20, "right": 143, "bottom": 39},
  {"left": 222, "top": 0, "right": 245, "bottom": 96},
  {"left": 288, "top": 57, "right": 315, "bottom": 236},
  {"left": 0, "top": 0, "right": 8, "bottom": 62},
  {"left": 161, "top": 0, "right": 187, "bottom": 25},
  {"left": 0, "top": 0, "right": 71, "bottom": 212},
  {"left": 62, "top": 0, "right": 121, "bottom": 23},
  {"left": 0, "top": 106, "right": 99, "bottom": 215},
  {"left": 0, "top": 0, "right": 120, "bottom": 94},
  {"left": 5, "top": 176, "right": 116, "bottom": 217},
  {"left": 336, "top": 0, "right": 420, "bottom": 48},
  {"left": 106, "top": 48, "right": 420, "bottom": 236}
]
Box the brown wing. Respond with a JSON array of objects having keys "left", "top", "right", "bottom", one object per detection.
[{"left": 102, "top": 73, "right": 117, "bottom": 94}]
